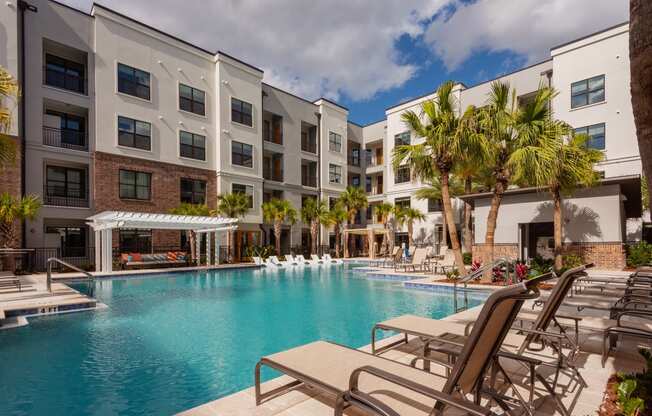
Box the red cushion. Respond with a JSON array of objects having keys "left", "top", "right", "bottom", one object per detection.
[
  {"left": 167, "top": 252, "right": 177, "bottom": 261},
  {"left": 130, "top": 253, "right": 142, "bottom": 262}
]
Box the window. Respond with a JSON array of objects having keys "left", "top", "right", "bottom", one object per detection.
[
  {"left": 117, "top": 63, "right": 150, "bottom": 100},
  {"left": 119, "top": 170, "right": 151, "bottom": 200},
  {"left": 118, "top": 116, "right": 151, "bottom": 150},
  {"left": 329, "top": 197, "right": 338, "bottom": 209},
  {"left": 180, "top": 178, "right": 206, "bottom": 204},
  {"left": 179, "top": 84, "right": 205, "bottom": 116},
  {"left": 349, "top": 147, "right": 360, "bottom": 166},
  {"left": 44, "top": 54, "right": 85, "bottom": 94},
  {"left": 350, "top": 174, "right": 360, "bottom": 188},
  {"left": 45, "top": 166, "right": 86, "bottom": 205},
  {"left": 394, "top": 132, "right": 410, "bottom": 146},
  {"left": 395, "top": 166, "right": 410, "bottom": 184},
  {"left": 428, "top": 198, "right": 442, "bottom": 212},
  {"left": 329, "top": 131, "right": 342, "bottom": 152},
  {"left": 395, "top": 197, "right": 411, "bottom": 210},
  {"left": 329, "top": 164, "right": 342, "bottom": 184},
  {"left": 574, "top": 123, "right": 606, "bottom": 150},
  {"left": 232, "top": 183, "right": 254, "bottom": 208},
  {"left": 232, "top": 141, "right": 253, "bottom": 167},
  {"left": 571, "top": 75, "right": 605, "bottom": 109},
  {"left": 119, "top": 229, "right": 152, "bottom": 253},
  {"left": 231, "top": 97, "right": 253, "bottom": 127},
  {"left": 180, "top": 131, "right": 206, "bottom": 161},
  {"left": 365, "top": 176, "right": 372, "bottom": 193},
  {"left": 45, "top": 226, "right": 86, "bottom": 257}
]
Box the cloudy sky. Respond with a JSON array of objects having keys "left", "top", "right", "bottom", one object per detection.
[{"left": 63, "top": 0, "right": 628, "bottom": 124}]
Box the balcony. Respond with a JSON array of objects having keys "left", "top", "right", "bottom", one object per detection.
[
  {"left": 43, "top": 54, "right": 87, "bottom": 95},
  {"left": 43, "top": 127, "right": 88, "bottom": 151},
  {"left": 347, "top": 154, "right": 360, "bottom": 167},
  {"left": 44, "top": 186, "right": 89, "bottom": 208},
  {"left": 301, "top": 175, "right": 317, "bottom": 188},
  {"left": 263, "top": 113, "right": 283, "bottom": 145},
  {"left": 301, "top": 122, "right": 317, "bottom": 154}
]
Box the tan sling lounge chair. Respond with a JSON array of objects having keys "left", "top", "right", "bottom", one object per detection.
[
  {"left": 395, "top": 248, "right": 429, "bottom": 272},
  {"left": 255, "top": 281, "right": 541, "bottom": 416}
]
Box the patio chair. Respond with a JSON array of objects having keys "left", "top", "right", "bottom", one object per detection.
[
  {"left": 265, "top": 256, "right": 284, "bottom": 267},
  {"left": 294, "top": 255, "right": 312, "bottom": 266},
  {"left": 372, "top": 266, "right": 592, "bottom": 416},
  {"left": 432, "top": 250, "right": 455, "bottom": 274},
  {"left": 310, "top": 254, "right": 324, "bottom": 265},
  {"left": 252, "top": 256, "right": 263, "bottom": 266},
  {"left": 394, "top": 247, "right": 429, "bottom": 272},
  {"left": 369, "top": 247, "right": 399, "bottom": 267},
  {"left": 280, "top": 254, "right": 299, "bottom": 267},
  {"left": 255, "top": 280, "right": 540, "bottom": 416},
  {"left": 322, "top": 254, "right": 344, "bottom": 264},
  {"left": 383, "top": 246, "right": 404, "bottom": 268},
  {"left": 602, "top": 311, "right": 652, "bottom": 366}
]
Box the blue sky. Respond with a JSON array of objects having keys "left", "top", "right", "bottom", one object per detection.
[{"left": 64, "top": 0, "right": 629, "bottom": 126}]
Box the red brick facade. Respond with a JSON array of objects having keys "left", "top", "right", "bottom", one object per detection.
[
  {"left": 472, "top": 242, "right": 626, "bottom": 270},
  {"left": 0, "top": 136, "right": 22, "bottom": 247},
  {"left": 94, "top": 151, "right": 217, "bottom": 248}
]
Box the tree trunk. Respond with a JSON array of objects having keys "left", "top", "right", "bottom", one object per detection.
[
  {"left": 407, "top": 221, "right": 413, "bottom": 248},
  {"left": 441, "top": 172, "right": 465, "bottom": 272},
  {"left": 334, "top": 225, "right": 341, "bottom": 258},
  {"left": 631, "top": 0, "right": 652, "bottom": 210},
  {"left": 274, "top": 222, "right": 282, "bottom": 256},
  {"left": 189, "top": 231, "right": 197, "bottom": 265},
  {"left": 484, "top": 177, "right": 507, "bottom": 265},
  {"left": 380, "top": 222, "right": 388, "bottom": 254},
  {"left": 344, "top": 220, "right": 350, "bottom": 258},
  {"left": 310, "top": 220, "right": 319, "bottom": 255},
  {"left": 552, "top": 188, "right": 563, "bottom": 272},
  {"left": 226, "top": 230, "right": 232, "bottom": 263},
  {"left": 463, "top": 177, "right": 473, "bottom": 253}
]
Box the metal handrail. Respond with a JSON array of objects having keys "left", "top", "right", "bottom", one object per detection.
[
  {"left": 453, "top": 257, "right": 513, "bottom": 314},
  {"left": 47, "top": 257, "right": 95, "bottom": 296}
]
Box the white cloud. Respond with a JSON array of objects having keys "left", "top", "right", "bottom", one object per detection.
[
  {"left": 424, "top": 0, "right": 629, "bottom": 71},
  {"left": 63, "top": 0, "right": 448, "bottom": 101}
]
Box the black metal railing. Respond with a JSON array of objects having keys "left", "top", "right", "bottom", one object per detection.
[
  {"left": 348, "top": 155, "right": 360, "bottom": 167},
  {"left": 43, "top": 66, "right": 87, "bottom": 95},
  {"left": 43, "top": 126, "right": 88, "bottom": 151},
  {"left": 301, "top": 140, "right": 317, "bottom": 153},
  {"left": 263, "top": 169, "right": 284, "bottom": 182},
  {"left": 44, "top": 186, "right": 89, "bottom": 208},
  {"left": 301, "top": 175, "right": 317, "bottom": 187}
]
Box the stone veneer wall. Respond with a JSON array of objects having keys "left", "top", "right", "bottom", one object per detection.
[
  {"left": 94, "top": 151, "right": 217, "bottom": 248},
  {"left": 471, "top": 241, "right": 626, "bottom": 270},
  {"left": 0, "top": 137, "right": 22, "bottom": 247}
]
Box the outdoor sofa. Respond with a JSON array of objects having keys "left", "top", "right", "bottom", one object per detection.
[{"left": 119, "top": 252, "right": 189, "bottom": 269}]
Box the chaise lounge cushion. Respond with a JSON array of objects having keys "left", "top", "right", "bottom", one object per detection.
[{"left": 130, "top": 253, "right": 142, "bottom": 262}]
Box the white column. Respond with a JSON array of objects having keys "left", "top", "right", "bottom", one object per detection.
[
  {"left": 206, "top": 232, "right": 212, "bottom": 266},
  {"left": 94, "top": 230, "right": 101, "bottom": 272},
  {"left": 106, "top": 229, "right": 113, "bottom": 272},
  {"left": 195, "top": 234, "right": 201, "bottom": 266},
  {"left": 214, "top": 232, "right": 219, "bottom": 265}
]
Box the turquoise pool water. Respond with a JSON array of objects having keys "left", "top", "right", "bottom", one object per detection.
[{"left": 0, "top": 265, "right": 489, "bottom": 416}]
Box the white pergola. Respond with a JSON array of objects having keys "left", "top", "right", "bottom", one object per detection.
[{"left": 87, "top": 211, "right": 239, "bottom": 272}]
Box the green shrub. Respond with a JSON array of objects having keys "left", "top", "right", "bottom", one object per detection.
[
  {"left": 445, "top": 268, "right": 460, "bottom": 280},
  {"left": 614, "top": 349, "right": 652, "bottom": 415},
  {"left": 462, "top": 252, "right": 473, "bottom": 265},
  {"left": 558, "top": 254, "right": 583, "bottom": 274},
  {"left": 627, "top": 242, "right": 652, "bottom": 268},
  {"left": 244, "top": 245, "right": 275, "bottom": 260}
]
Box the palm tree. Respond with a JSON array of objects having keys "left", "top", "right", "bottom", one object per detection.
[
  {"left": 479, "top": 82, "right": 554, "bottom": 265},
  {"left": 0, "top": 66, "right": 19, "bottom": 168},
  {"left": 215, "top": 192, "right": 250, "bottom": 262},
  {"left": 373, "top": 202, "right": 394, "bottom": 254},
  {"left": 511, "top": 122, "right": 603, "bottom": 271},
  {"left": 170, "top": 203, "right": 212, "bottom": 264},
  {"left": 338, "top": 186, "right": 368, "bottom": 257},
  {"left": 322, "top": 202, "right": 347, "bottom": 257},
  {"left": 300, "top": 197, "right": 328, "bottom": 255},
  {"left": 398, "top": 207, "right": 426, "bottom": 248},
  {"left": 630, "top": 0, "right": 652, "bottom": 210},
  {"left": 393, "top": 81, "right": 484, "bottom": 272},
  {"left": 454, "top": 148, "right": 490, "bottom": 253},
  {"left": 0, "top": 193, "right": 40, "bottom": 248},
  {"left": 262, "top": 198, "right": 297, "bottom": 256}
]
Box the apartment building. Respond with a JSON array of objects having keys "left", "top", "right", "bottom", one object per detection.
[{"left": 0, "top": 1, "right": 643, "bottom": 268}]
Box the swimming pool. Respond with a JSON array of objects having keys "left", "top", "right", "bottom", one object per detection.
[{"left": 0, "top": 265, "right": 490, "bottom": 416}]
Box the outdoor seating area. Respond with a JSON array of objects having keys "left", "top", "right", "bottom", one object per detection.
[{"left": 119, "top": 251, "right": 189, "bottom": 270}]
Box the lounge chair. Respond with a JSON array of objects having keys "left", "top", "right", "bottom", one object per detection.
[
  {"left": 394, "top": 248, "right": 429, "bottom": 272},
  {"left": 432, "top": 250, "right": 455, "bottom": 274},
  {"left": 322, "top": 254, "right": 343, "bottom": 264},
  {"left": 602, "top": 310, "right": 652, "bottom": 366},
  {"left": 265, "top": 256, "right": 284, "bottom": 267},
  {"left": 255, "top": 281, "right": 541, "bottom": 416},
  {"left": 383, "top": 247, "right": 404, "bottom": 268},
  {"left": 294, "top": 255, "right": 312, "bottom": 266},
  {"left": 280, "top": 255, "right": 299, "bottom": 267},
  {"left": 252, "top": 256, "right": 263, "bottom": 266},
  {"left": 372, "top": 266, "right": 591, "bottom": 416},
  {"left": 310, "top": 254, "right": 324, "bottom": 265},
  {"left": 369, "top": 247, "right": 399, "bottom": 267}
]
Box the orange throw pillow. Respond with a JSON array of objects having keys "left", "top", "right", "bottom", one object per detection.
[
  {"left": 167, "top": 252, "right": 177, "bottom": 261},
  {"left": 131, "top": 253, "right": 142, "bottom": 262}
]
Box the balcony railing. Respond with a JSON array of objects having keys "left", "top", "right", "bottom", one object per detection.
[
  {"left": 43, "top": 66, "right": 87, "bottom": 95},
  {"left": 263, "top": 169, "right": 284, "bottom": 182},
  {"left": 302, "top": 175, "right": 317, "bottom": 187},
  {"left": 44, "top": 186, "right": 89, "bottom": 208},
  {"left": 301, "top": 139, "right": 317, "bottom": 154},
  {"left": 347, "top": 155, "right": 360, "bottom": 167},
  {"left": 43, "top": 127, "right": 88, "bottom": 151}
]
